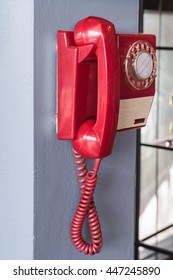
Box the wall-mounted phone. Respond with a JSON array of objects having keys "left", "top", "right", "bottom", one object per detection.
[{"left": 57, "top": 16, "right": 157, "bottom": 255}]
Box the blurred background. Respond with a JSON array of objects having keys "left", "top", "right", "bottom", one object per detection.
[{"left": 136, "top": 0, "right": 173, "bottom": 260}]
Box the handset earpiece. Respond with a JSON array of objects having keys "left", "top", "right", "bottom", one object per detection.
[
  {"left": 74, "top": 16, "right": 104, "bottom": 46},
  {"left": 72, "top": 17, "right": 120, "bottom": 159}
]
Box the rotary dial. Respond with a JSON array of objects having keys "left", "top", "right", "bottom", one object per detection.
[{"left": 125, "top": 40, "right": 157, "bottom": 90}]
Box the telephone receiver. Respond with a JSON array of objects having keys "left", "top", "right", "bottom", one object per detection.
[
  {"left": 57, "top": 16, "right": 157, "bottom": 159},
  {"left": 72, "top": 17, "right": 120, "bottom": 159},
  {"left": 57, "top": 17, "right": 157, "bottom": 255}
]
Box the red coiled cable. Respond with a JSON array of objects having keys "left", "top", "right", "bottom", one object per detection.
[{"left": 70, "top": 149, "right": 103, "bottom": 255}]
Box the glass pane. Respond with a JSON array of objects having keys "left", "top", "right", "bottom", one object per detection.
[
  {"left": 158, "top": 50, "right": 173, "bottom": 140},
  {"left": 158, "top": 149, "right": 173, "bottom": 231},
  {"left": 143, "top": 11, "right": 160, "bottom": 46},
  {"left": 141, "top": 50, "right": 173, "bottom": 145},
  {"left": 139, "top": 227, "right": 173, "bottom": 260},
  {"left": 157, "top": 227, "right": 173, "bottom": 255},
  {"left": 139, "top": 246, "right": 173, "bottom": 260},
  {"left": 139, "top": 147, "right": 157, "bottom": 240},
  {"left": 139, "top": 146, "right": 173, "bottom": 246},
  {"left": 144, "top": 11, "right": 173, "bottom": 48},
  {"left": 139, "top": 239, "right": 157, "bottom": 260},
  {"left": 160, "top": 12, "right": 173, "bottom": 47}
]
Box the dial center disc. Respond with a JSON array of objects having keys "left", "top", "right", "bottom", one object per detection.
[{"left": 135, "top": 51, "right": 153, "bottom": 80}]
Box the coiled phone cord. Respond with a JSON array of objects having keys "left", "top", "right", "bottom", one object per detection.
[{"left": 70, "top": 149, "right": 103, "bottom": 255}]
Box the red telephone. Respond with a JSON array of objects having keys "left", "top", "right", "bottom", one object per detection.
[{"left": 57, "top": 17, "right": 157, "bottom": 255}]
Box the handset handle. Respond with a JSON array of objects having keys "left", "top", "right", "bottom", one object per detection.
[{"left": 73, "top": 17, "right": 120, "bottom": 159}]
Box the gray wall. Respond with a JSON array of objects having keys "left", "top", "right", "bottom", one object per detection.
[
  {"left": 0, "top": 0, "right": 34, "bottom": 259},
  {"left": 0, "top": 0, "right": 138, "bottom": 260},
  {"left": 34, "top": 0, "right": 138, "bottom": 259}
]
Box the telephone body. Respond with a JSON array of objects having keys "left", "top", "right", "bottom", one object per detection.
[{"left": 57, "top": 17, "right": 157, "bottom": 255}]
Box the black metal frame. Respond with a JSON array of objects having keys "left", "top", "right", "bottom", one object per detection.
[
  {"left": 134, "top": 0, "right": 144, "bottom": 260},
  {"left": 135, "top": 130, "right": 141, "bottom": 259},
  {"left": 135, "top": 0, "right": 173, "bottom": 260},
  {"left": 143, "top": 0, "right": 173, "bottom": 11},
  {"left": 141, "top": 143, "right": 173, "bottom": 152}
]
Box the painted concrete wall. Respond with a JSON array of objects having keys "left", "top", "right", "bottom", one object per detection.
[
  {"left": 0, "top": 0, "right": 34, "bottom": 259},
  {"left": 34, "top": 0, "right": 139, "bottom": 260}
]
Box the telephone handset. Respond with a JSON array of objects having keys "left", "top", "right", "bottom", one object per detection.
[
  {"left": 72, "top": 17, "right": 120, "bottom": 159},
  {"left": 57, "top": 17, "right": 157, "bottom": 255}
]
